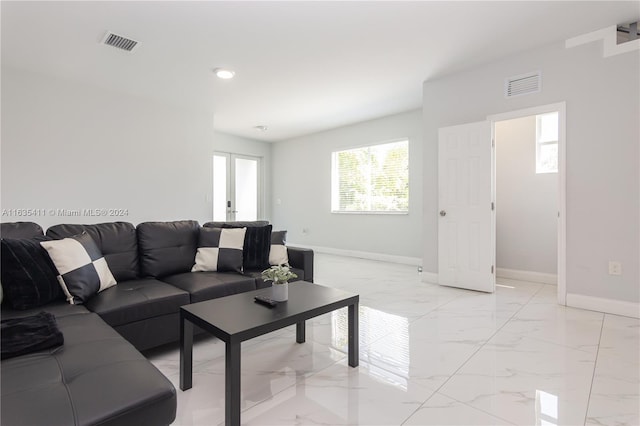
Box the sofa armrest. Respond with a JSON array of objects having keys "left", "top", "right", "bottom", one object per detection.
[{"left": 287, "top": 247, "right": 314, "bottom": 283}]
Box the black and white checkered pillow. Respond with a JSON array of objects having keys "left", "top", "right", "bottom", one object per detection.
[
  {"left": 40, "top": 232, "right": 117, "bottom": 305},
  {"left": 269, "top": 230, "right": 289, "bottom": 266},
  {"left": 192, "top": 227, "right": 246, "bottom": 273}
]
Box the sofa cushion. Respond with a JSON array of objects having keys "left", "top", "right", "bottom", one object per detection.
[
  {"left": 40, "top": 232, "right": 117, "bottom": 305},
  {"left": 1, "top": 300, "right": 91, "bottom": 320},
  {"left": 46, "top": 222, "right": 140, "bottom": 282},
  {"left": 269, "top": 230, "right": 289, "bottom": 265},
  {"left": 192, "top": 227, "right": 246, "bottom": 273},
  {"left": 162, "top": 272, "right": 256, "bottom": 303},
  {"left": 0, "top": 236, "right": 63, "bottom": 309},
  {"left": 0, "top": 222, "right": 44, "bottom": 239},
  {"left": 137, "top": 220, "right": 199, "bottom": 278},
  {"left": 115, "top": 313, "right": 181, "bottom": 352},
  {"left": 85, "top": 278, "right": 190, "bottom": 328},
  {"left": 0, "top": 312, "right": 176, "bottom": 426},
  {"left": 203, "top": 221, "right": 272, "bottom": 270}
]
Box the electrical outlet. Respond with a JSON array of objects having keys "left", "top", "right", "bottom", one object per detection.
[
  {"left": 302, "top": 228, "right": 309, "bottom": 235},
  {"left": 608, "top": 261, "right": 622, "bottom": 276}
]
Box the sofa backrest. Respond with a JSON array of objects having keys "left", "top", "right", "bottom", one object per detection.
[
  {"left": 46, "top": 222, "right": 140, "bottom": 282},
  {"left": 1, "top": 222, "right": 44, "bottom": 239},
  {"left": 137, "top": 220, "right": 200, "bottom": 278},
  {"left": 203, "top": 221, "right": 270, "bottom": 228}
]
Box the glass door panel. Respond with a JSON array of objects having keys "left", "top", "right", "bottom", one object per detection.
[
  {"left": 213, "top": 152, "right": 261, "bottom": 221},
  {"left": 234, "top": 157, "right": 258, "bottom": 221}
]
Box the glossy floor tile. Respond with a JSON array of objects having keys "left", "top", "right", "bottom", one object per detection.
[{"left": 146, "top": 254, "right": 640, "bottom": 425}]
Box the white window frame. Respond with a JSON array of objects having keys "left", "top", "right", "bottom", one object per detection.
[
  {"left": 536, "top": 112, "right": 559, "bottom": 174},
  {"left": 331, "top": 139, "right": 409, "bottom": 215}
]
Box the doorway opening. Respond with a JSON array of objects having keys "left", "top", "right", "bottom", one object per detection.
[
  {"left": 489, "top": 102, "right": 566, "bottom": 305},
  {"left": 213, "top": 152, "right": 263, "bottom": 221}
]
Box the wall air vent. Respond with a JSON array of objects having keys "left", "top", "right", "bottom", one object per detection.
[
  {"left": 102, "top": 32, "right": 139, "bottom": 52},
  {"left": 504, "top": 71, "right": 541, "bottom": 98}
]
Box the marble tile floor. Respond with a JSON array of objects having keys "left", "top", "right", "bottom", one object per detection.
[{"left": 146, "top": 254, "right": 640, "bottom": 426}]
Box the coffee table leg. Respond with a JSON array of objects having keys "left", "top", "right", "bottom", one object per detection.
[
  {"left": 296, "top": 321, "right": 306, "bottom": 343},
  {"left": 225, "top": 340, "right": 241, "bottom": 426},
  {"left": 180, "top": 314, "right": 193, "bottom": 390},
  {"left": 348, "top": 302, "right": 359, "bottom": 367}
]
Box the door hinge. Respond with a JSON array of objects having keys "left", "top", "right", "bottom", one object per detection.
[
  {"left": 492, "top": 138, "right": 495, "bottom": 148},
  {"left": 491, "top": 202, "right": 495, "bottom": 210},
  {"left": 491, "top": 265, "right": 494, "bottom": 274}
]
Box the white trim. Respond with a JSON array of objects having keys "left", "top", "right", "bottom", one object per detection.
[
  {"left": 496, "top": 268, "right": 557, "bottom": 285},
  {"left": 487, "top": 103, "right": 565, "bottom": 123},
  {"left": 421, "top": 271, "right": 438, "bottom": 284},
  {"left": 566, "top": 25, "right": 640, "bottom": 58},
  {"left": 488, "top": 101, "right": 567, "bottom": 306},
  {"left": 288, "top": 243, "right": 421, "bottom": 266},
  {"left": 566, "top": 293, "right": 640, "bottom": 319}
]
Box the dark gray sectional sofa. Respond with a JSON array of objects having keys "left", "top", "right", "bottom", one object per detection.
[{"left": 0, "top": 220, "right": 313, "bottom": 426}]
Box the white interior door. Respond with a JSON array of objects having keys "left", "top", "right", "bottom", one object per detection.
[
  {"left": 213, "top": 153, "right": 261, "bottom": 221},
  {"left": 438, "top": 121, "right": 495, "bottom": 292}
]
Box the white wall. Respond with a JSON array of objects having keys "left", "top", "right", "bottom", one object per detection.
[
  {"left": 1, "top": 66, "right": 216, "bottom": 229},
  {"left": 272, "top": 109, "right": 423, "bottom": 261},
  {"left": 496, "top": 116, "right": 557, "bottom": 275},
  {"left": 422, "top": 41, "right": 639, "bottom": 306},
  {"left": 212, "top": 131, "right": 273, "bottom": 222}
]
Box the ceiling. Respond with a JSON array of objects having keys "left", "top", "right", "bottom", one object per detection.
[{"left": 2, "top": 1, "right": 638, "bottom": 142}]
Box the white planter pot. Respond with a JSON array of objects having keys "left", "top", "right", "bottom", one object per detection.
[{"left": 271, "top": 282, "right": 289, "bottom": 302}]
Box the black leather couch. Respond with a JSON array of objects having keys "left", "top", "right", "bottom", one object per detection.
[{"left": 1, "top": 220, "right": 313, "bottom": 426}]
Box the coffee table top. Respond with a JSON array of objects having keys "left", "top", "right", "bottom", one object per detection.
[{"left": 180, "top": 281, "right": 359, "bottom": 342}]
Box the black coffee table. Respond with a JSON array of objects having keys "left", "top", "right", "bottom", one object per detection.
[{"left": 179, "top": 281, "right": 359, "bottom": 426}]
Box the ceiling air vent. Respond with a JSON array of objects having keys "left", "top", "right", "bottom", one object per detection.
[
  {"left": 504, "top": 71, "right": 541, "bottom": 98},
  {"left": 102, "top": 32, "right": 139, "bottom": 52}
]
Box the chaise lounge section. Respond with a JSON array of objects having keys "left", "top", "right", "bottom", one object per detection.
[{"left": 1, "top": 219, "right": 313, "bottom": 426}]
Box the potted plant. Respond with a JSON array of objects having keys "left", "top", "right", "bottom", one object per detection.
[{"left": 261, "top": 264, "right": 298, "bottom": 302}]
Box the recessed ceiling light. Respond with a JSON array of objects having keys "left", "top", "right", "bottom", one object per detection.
[
  {"left": 213, "top": 68, "right": 235, "bottom": 79},
  {"left": 254, "top": 125, "right": 268, "bottom": 132}
]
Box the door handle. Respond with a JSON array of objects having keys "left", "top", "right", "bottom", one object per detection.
[{"left": 440, "top": 210, "right": 447, "bottom": 217}]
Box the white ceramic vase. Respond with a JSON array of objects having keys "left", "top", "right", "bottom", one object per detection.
[{"left": 271, "top": 282, "right": 288, "bottom": 302}]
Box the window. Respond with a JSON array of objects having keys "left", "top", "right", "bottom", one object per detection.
[
  {"left": 536, "top": 112, "right": 558, "bottom": 173},
  {"left": 331, "top": 140, "right": 409, "bottom": 213}
]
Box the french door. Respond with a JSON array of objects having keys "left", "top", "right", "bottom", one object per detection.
[{"left": 213, "top": 153, "right": 261, "bottom": 221}]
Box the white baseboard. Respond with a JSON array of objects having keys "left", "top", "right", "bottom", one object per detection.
[
  {"left": 566, "top": 293, "right": 640, "bottom": 319},
  {"left": 497, "top": 268, "right": 557, "bottom": 285},
  {"left": 421, "top": 271, "right": 438, "bottom": 284},
  {"left": 288, "top": 243, "right": 421, "bottom": 266}
]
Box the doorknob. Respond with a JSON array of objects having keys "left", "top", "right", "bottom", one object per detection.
[{"left": 440, "top": 210, "right": 447, "bottom": 217}]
